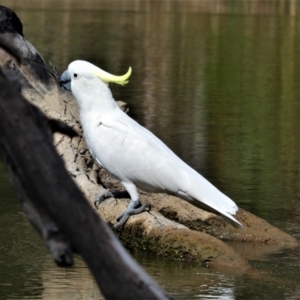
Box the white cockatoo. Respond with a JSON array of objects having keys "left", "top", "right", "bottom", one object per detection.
[{"left": 60, "top": 61, "right": 242, "bottom": 229}]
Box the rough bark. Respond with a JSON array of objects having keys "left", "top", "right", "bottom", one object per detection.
[
  {"left": 0, "top": 5, "right": 298, "bottom": 276},
  {"left": 0, "top": 70, "right": 171, "bottom": 300}
]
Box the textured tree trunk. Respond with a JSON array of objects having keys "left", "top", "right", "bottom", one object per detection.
[
  {"left": 0, "top": 5, "right": 297, "bottom": 282},
  {"left": 0, "top": 6, "right": 174, "bottom": 299},
  {"left": 0, "top": 69, "right": 171, "bottom": 299}
]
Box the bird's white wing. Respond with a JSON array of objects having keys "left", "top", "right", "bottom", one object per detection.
[
  {"left": 91, "top": 110, "right": 241, "bottom": 227},
  {"left": 92, "top": 111, "right": 192, "bottom": 194}
]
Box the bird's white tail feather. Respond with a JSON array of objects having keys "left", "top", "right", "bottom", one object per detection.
[{"left": 179, "top": 168, "right": 243, "bottom": 228}]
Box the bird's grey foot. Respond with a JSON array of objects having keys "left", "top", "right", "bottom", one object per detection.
[
  {"left": 114, "top": 201, "right": 151, "bottom": 230},
  {"left": 94, "top": 190, "right": 130, "bottom": 209},
  {"left": 94, "top": 191, "right": 113, "bottom": 209}
]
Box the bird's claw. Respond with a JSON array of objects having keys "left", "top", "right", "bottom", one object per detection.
[
  {"left": 114, "top": 202, "right": 151, "bottom": 230},
  {"left": 94, "top": 190, "right": 131, "bottom": 209},
  {"left": 94, "top": 191, "right": 114, "bottom": 209}
]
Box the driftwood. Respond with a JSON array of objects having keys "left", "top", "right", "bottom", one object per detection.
[
  {"left": 0, "top": 4, "right": 298, "bottom": 280},
  {"left": 0, "top": 6, "right": 171, "bottom": 300},
  {"left": 0, "top": 69, "right": 171, "bottom": 299}
]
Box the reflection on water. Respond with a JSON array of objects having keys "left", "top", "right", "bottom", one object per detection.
[
  {"left": 135, "top": 252, "right": 236, "bottom": 300},
  {"left": 1, "top": 0, "right": 300, "bottom": 299},
  {"left": 42, "top": 258, "right": 102, "bottom": 300}
]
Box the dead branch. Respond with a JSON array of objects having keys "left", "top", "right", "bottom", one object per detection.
[{"left": 0, "top": 68, "right": 171, "bottom": 299}]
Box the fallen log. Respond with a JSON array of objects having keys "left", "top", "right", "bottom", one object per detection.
[
  {"left": 0, "top": 69, "right": 171, "bottom": 299},
  {"left": 0, "top": 5, "right": 172, "bottom": 300},
  {"left": 0, "top": 5, "right": 297, "bottom": 275}
]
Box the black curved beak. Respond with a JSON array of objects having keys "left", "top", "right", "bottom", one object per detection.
[{"left": 59, "top": 70, "right": 71, "bottom": 91}]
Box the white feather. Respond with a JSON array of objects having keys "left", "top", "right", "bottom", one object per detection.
[{"left": 66, "top": 60, "right": 242, "bottom": 228}]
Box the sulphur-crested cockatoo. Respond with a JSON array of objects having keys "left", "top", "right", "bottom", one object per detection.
[{"left": 59, "top": 60, "right": 242, "bottom": 229}]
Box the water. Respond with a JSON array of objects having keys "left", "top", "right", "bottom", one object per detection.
[{"left": 1, "top": 0, "right": 300, "bottom": 299}]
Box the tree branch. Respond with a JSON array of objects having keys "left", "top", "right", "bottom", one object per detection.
[{"left": 0, "top": 70, "right": 171, "bottom": 299}]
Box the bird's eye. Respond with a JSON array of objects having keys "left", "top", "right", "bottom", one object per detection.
[{"left": 74, "top": 73, "right": 78, "bottom": 78}]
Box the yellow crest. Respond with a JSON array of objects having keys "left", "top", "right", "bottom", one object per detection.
[{"left": 92, "top": 66, "right": 132, "bottom": 86}]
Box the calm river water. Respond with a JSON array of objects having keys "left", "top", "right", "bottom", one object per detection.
[{"left": 1, "top": 0, "right": 300, "bottom": 299}]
